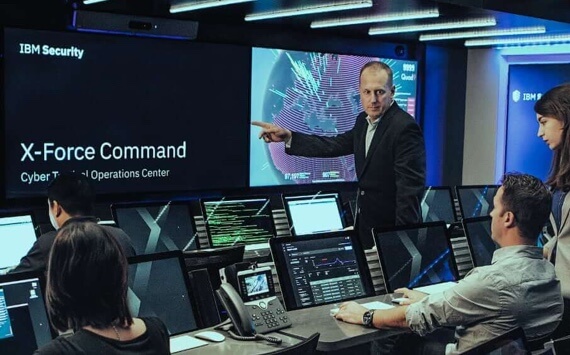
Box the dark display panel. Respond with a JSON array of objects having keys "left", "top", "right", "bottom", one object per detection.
[
  {"left": 456, "top": 185, "right": 499, "bottom": 220},
  {"left": 374, "top": 222, "right": 457, "bottom": 293},
  {"left": 0, "top": 273, "right": 53, "bottom": 355},
  {"left": 270, "top": 232, "right": 373, "bottom": 310},
  {"left": 421, "top": 187, "right": 457, "bottom": 224},
  {"left": 3, "top": 28, "right": 250, "bottom": 198},
  {"left": 250, "top": 47, "right": 418, "bottom": 187},
  {"left": 112, "top": 201, "right": 198, "bottom": 255},
  {"left": 463, "top": 217, "right": 495, "bottom": 267},
  {"left": 201, "top": 197, "right": 275, "bottom": 249},
  {"left": 127, "top": 252, "right": 200, "bottom": 336}
]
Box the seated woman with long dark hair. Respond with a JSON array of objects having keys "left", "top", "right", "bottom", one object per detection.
[{"left": 35, "top": 219, "right": 170, "bottom": 354}]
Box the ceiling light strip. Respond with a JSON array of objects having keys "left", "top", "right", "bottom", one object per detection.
[
  {"left": 368, "top": 17, "right": 496, "bottom": 35},
  {"left": 465, "top": 34, "right": 570, "bottom": 47},
  {"left": 245, "top": 0, "right": 373, "bottom": 22},
  {"left": 420, "top": 26, "right": 545, "bottom": 41},
  {"left": 311, "top": 8, "right": 439, "bottom": 28},
  {"left": 83, "top": 0, "right": 110, "bottom": 4},
  {"left": 170, "top": 0, "right": 255, "bottom": 14}
]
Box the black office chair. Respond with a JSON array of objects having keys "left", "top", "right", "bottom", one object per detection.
[
  {"left": 265, "top": 332, "right": 320, "bottom": 355},
  {"left": 543, "top": 334, "right": 570, "bottom": 354},
  {"left": 460, "top": 327, "right": 530, "bottom": 354}
]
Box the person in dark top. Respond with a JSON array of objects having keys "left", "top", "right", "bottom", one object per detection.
[
  {"left": 34, "top": 220, "right": 170, "bottom": 355},
  {"left": 11, "top": 171, "right": 135, "bottom": 273}
]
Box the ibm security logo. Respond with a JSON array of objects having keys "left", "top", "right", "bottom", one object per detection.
[{"left": 511, "top": 89, "right": 542, "bottom": 103}]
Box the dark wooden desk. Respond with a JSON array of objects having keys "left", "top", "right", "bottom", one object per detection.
[
  {"left": 278, "top": 294, "right": 407, "bottom": 352},
  {"left": 177, "top": 328, "right": 303, "bottom": 354}
]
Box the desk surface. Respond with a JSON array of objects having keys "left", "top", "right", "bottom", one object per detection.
[
  {"left": 177, "top": 328, "right": 303, "bottom": 354},
  {"left": 278, "top": 294, "right": 406, "bottom": 352}
]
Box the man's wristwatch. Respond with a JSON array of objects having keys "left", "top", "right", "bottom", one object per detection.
[{"left": 362, "top": 309, "right": 375, "bottom": 328}]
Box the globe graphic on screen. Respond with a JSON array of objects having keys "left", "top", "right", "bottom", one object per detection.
[{"left": 262, "top": 51, "right": 376, "bottom": 185}]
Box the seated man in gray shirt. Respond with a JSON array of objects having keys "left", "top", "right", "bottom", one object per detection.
[
  {"left": 334, "top": 172, "right": 563, "bottom": 354},
  {"left": 11, "top": 171, "right": 135, "bottom": 274}
]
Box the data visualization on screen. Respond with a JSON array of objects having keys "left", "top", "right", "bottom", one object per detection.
[
  {"left": 112, "top": 201, "right": 198, "bottom": 255},
  {"left": 0, "top": 213, "right": 38, "bottom": 273},
  {"left": 373, "top": 222, "right": 457, "bottom": 293},
  {"left": 270, "top": 232, "right": 373, "bottom": 310},
  {"left": 201, "top": 197, "right": 275, "bottom": 250}
]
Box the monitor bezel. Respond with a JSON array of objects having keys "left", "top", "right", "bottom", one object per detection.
[
  {"left": 372, "top": 221, "right": 459, "bottom": 293},
  {"left": 269, "top": 230, "right": 374, "bottom": 311},
  {"left": 199, "top": 195, "right": 276, "bottom": 248},
  {"left": 461, "top": 216, "right": 495, "bottom": 267},
  {"left": 126, "top": 250, "right": 203, "bottom": 335},
  {"left": 281, "top": 190, "right": 347, "bottom": 236},
  {"left": 422, "top": 186, "right": 458, "bottom": 223},
  {"left": 110, "top": 200, "right": 200, "bottom": 251},
  {"left": 455, "top": 184, "right": 500, "bottom": 221}
]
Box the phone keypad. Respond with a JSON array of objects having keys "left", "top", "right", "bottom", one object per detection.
[{"left": 246, "top": 298, "right": 291, "bottom": 333}]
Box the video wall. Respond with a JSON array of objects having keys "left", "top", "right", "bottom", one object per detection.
[
  {"left": 249, "top": 48, "right": 419, "bottom": 187},
  {"left": 505, "top": 63, "right": 570, "bottom": 180},
  {"left": 3, "top": 28, "right": 418, "bottom": 198}
]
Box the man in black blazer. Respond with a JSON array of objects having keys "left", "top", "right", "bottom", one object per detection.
[{"left": 253, "top": 61, "right": 425, "bottom": 248}]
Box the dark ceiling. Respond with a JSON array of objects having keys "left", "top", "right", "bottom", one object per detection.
[{"left": 1, "top": 0, "right": 570, "bottom": 47}]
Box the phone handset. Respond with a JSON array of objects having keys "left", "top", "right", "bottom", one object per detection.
[{"left": 215, "top": 283, "right": 282, "bottom": 344}]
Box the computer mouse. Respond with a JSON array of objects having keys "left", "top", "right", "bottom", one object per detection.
[{"left": 194, "top": 330, "right": 226, "bottom": 343}]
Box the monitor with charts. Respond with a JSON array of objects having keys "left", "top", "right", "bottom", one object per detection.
[
  {"left": 0, "top": 212, "right": 39, "bottom": 274},
  {"left": 0, "top": 271, "right": 54, "bottom": 354},
  {"left": 463, "top": 216, "right": 496, "bottom": 267},
  {"left": 111, "top": 201, "right": 199, "bottom": 255},
  {"left": 200, "top": 196, "right": 275, "bottom": 250},
  {"left": 270, "top": 231, "right": 374, "bottom": 310},
  {"left": 456, "top": 185, "right": 499, "bottom": 220},
  {"left": 421, "top": 186, "right": 457, "bottom": 224},
  {"left": 127, "top": 251, "right": 201, "bottom": 336},
  {"left": 373, "top": 222, "right": 458, "bottom": 293},
  {"left": 282, "top": 191, "right": 347, "bottom": 236}
]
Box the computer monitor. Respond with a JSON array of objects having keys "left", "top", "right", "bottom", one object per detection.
[
  {"left": 463, "top": 217, "right": 496, "bottom": 267},
  {"left": 373, "top": 222, "right": 458, "bottom": 293},
  {"left": 270, "top": 231, "right": 374, "bottom": 310},
  {"left": 0, "top": 271, "right": 54, "bottom": 354},
  {"left": 282, "top": 191, "right": 347, "bottom": 236},
  {"left": 127, "top": 251, "right": 201, "bottom": 336},
  {"left": 0, "top": 212, "right": 39, "bottom": 274},
  {"left": 421, "top": 186, "right": 457, "bottom": 224},
  {"left": 456, "top": 185, "right": 499, "bottom": 220},
  {"left": 200, "top": 196, "right": 275, "bottom": 250},
  {"left": 111, "top": 201, "right": 199, "bottom": 255}
]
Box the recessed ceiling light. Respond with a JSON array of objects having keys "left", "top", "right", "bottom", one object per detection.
[
  {"left": 419, "top": 26, "right": 546, "bottom": 41},
  {"left": 369, "top": 17, "right": 496, "bottom": 36},
  {"left": 465, "top": 34, "right": 570, "bottom": 47},
  {"left": 170, "top": 0, "right": 255, "bottom": 14}
]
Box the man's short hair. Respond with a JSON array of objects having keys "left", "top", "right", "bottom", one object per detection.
[
  {"left": 500, "top": 172, "right": 552, "bottom": 241},
  {"left": 359, "top": 61, "right": 394, "bottom": 87},
  {"left": 47, "top": 172, "right": 95, "bottom": 216}
]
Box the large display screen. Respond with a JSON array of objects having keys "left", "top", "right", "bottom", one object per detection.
[
  {"left": 505, "top": 64, "right": 570, "bottom": 180},
  {"left": 250, "top": 47, "right": 418, "bottom": 187},
  {"left": 3, "top": 28, "right": 250, "bottom": 198}
]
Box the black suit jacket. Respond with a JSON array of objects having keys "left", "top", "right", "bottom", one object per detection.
[
  {"left": 10, "top": 216, "right": 136, "bottom": 274},
  {"left": 286, "top": 103, "right": 426, "bottom": 248}
]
